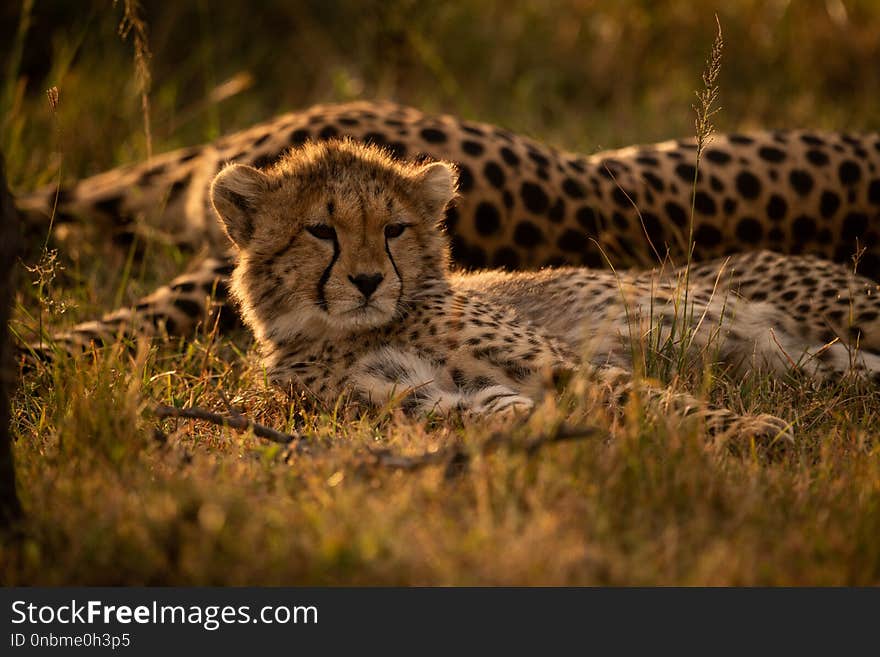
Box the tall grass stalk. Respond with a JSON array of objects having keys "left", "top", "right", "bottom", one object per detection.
[
  {"left": 116, "top": 0, "right": 154, "bottom": 158},
  {"left": 675, "top": 16, "right": 724, "bottom": 375}
]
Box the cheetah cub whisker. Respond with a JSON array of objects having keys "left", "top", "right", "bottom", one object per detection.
[{"left": 210, "top": 140, "right": 878, "bottom": 438}]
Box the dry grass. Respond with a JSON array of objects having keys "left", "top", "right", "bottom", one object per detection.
[
  {"left": 2, "top": 1, "right": 880, "bottom": 585},
  {"left": 4, "top": 331, "right": 880, "bottom": 585}
]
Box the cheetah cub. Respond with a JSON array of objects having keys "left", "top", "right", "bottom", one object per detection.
[{"left": 211, "top": 140, "right": 879, "bottom": 435}]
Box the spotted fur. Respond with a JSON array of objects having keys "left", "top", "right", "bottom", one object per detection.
[{"left": 15, "top": 101, "right": 880, "bottom": 377}]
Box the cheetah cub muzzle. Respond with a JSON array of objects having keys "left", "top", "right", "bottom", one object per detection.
[{"left": 211, "top": 140, "right": 879, "bottom": 437}]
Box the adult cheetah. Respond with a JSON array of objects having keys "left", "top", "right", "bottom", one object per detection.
[{"left": 14, "top": 101, "right": 880, "bottom": 366}]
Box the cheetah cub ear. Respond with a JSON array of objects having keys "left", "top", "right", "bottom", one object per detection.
[
  {"left": 210, "top": 163, "right": 270, "bottom": 247},
  {"left": 414, "top": 161, "right": 458, "bottom": 218}
]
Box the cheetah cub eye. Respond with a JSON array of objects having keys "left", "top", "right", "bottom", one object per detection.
[
  {"left": 384, "top": 223, "right": 408, "bottom": 238},
  {"left": 306, "top": 224, "right": 337, "bottom": 240}
]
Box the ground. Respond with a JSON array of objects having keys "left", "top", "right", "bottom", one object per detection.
[{"left": 2, "top": 1, "right": 880, "bottom": 585}]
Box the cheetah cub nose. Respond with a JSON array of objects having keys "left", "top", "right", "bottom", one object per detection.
[{"left": 349, "top": 273, "right": 384, "bottom": 299}]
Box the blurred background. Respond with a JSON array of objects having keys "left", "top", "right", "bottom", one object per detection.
[{"left": 3, "top": 0, "right": 880, "bottom": 192}]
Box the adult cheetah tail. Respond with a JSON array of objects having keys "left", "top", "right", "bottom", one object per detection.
[
  {"left": 14, "top": 146, "right": 206, "bottom": 249},
  {"left": 16, "top": 173, "right": 143, "bottom": 243}
]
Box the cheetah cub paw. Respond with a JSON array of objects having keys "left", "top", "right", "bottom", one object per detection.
[
  {"left": 711, "top": 411, "right": 794, "bottom": 444},
  {"left": 468, "top": 385, "right": 535, "bottom": 420}
]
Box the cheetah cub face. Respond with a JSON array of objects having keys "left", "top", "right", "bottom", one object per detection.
[{"left": 210, "top": 140, "right": 456, "bottom": 338}]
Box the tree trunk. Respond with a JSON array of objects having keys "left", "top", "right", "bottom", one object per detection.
[{"left": 0, "top": 153, "right": 22, "bottom": 527}]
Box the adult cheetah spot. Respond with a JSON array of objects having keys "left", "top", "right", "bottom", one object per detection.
[
  {"left": 576, "top": 207, "right": 598, "bottom": 232},
  {"left": 138, "top": 164, "right": 167, "bottom": 184},
  {"left": 694, "top": 191, "right": 717, "bottom": 215},
  {"left": 642, "top": 171, "right": 665, "bottom": 192},
  {"left": 612, "top": 187, "right": 636, "bottom": 208},
  {"left": 841, "top": 212, "right": 868, "bottom": 241},
  {"left": 168, "top": 176, "right": 191, "bottom": 203},
  {"left": 251, "top": 152, "right": 282, "bottom": 169},
  {"left": 766, "top": 194, "right": 787, "bottom": 221},
  {"left": 173, "top": 298, "right": 204, "bottom": 317},
  {"left": 548, "top": 198, "right": 566, "bottom": 223},
  {"left": 789, "top": 170, "right": 814, "bottom": 196},
  {"left": 663, "top": 201, "right": 687, "bottom": 227},
  {"left": 557, "top": 229, "right": 588, "bottom": 252},
  {"left": 462, "top": 140, "right": 485, "bottom": 156},
  {"left": 502, "top": 190, "right": 514, "bottom": 209},
  {"left": 492, "top": 247, "right": 520, "bottom": 270},
  {"left": 420, "top": 128, "right": 447, "bottom": 143},
  {"left": 94, "top": 195, "right": 126, "bottom": 218},
  {"left": 581, "top": 251, "right": 604, "bottom": 268},
  {"left": 792, "top": 215, "right": 817, "bottom": 243},
  {"left": 178, "top": 149, "right": 200, "bottom": 163},
  {"left": 520, "top": 182, "right": 549, "bottom": 214},
  {"left": 801, "top": 134, "right": 825, "bottom": 146},
  {"left": 694, "top": 224, "right": 722, "bottom": 247},
  {"left": 562, "top": 178, "right": 586, "bottom": 199},
  {"left": 758, "top": 146, "right": 786, "bottom": 162},
  {"left": 450, "top": 235, "right": 487, "bottom": 269},
  {"left": 729, "top": 134, "right": 755, "bottom": 145},
  {"left": 500, "top": 147, "right": 520, "bottom": 167},
  {"left": 675, "top": 163, "right": 698, "bottom": 182},
  {"left": 444, "top": 206, "right": 459, "bottom": 231},
  {"left": 385, "top": 141, "right": 408, "bottom": 160},
  {"left": 457, "top": 164, "right": 474, "bottom": 193},
  {"left": 723, "top": 198, "right": 737, "bottom": 215},
  {"left": 805, "top": 149, "right": 829, "bottom": 166},
  {"left": 735, "top": 218, "right": 763, "bottom": 244},
  {"left": 869, "top": 179, "right": 880, "bottom": 204},
  {"left": 474, "top": 202, "right": 501, "bottom": 236},
  {"left": 337, "top": 116, "right": 360, "bottom": 126},
  {"left": 820, "top": 191, "right": 841, "bottom": 219},
  {"left": 289, "top": 128, "right": 310, "bottom": 146},
  {"left": 704, "top": 149, "right": 732, "bottom": 164},
  {"left": 484, "top": 161, "right": 505, "bottom": 188},
  {"left": 642, "top": 212, "right": 665, "bottom": 246},
  {"left": 735, "top": 171, "right": 762, "bottom": 199},
  {"left": 567, "top": 158, "right": 585, "bottom": 173},
  {"left": 513, "top": 221, "right": 545, "bottom": 247},
  {"left": 528, "top": 150, "right": 551, "bottom": 168},
  {"left": 838, "top": 160, "right": 862, "bottom": 185},
  {"left": 318, "top": 125, "right": 339, "bottom": 140},
  {"left": 362, "top": 131, "right": 387, "bottom": 146},
  {"left": 598, "top": 158, "right": 627, "bottom": 176}
]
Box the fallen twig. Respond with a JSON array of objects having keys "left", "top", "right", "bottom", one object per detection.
[
  {"left": 153, "top": 403, "right": 605, "bottom": 477},
  {"left": 154, "top": 404, "right": 301, "bottom": 445},
  {"left": 366, "top": 423, "right": 607, "bottom": 478}
]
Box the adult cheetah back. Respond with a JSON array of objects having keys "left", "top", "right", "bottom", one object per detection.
[{"left": 15, "top": 102, "right": 880, "bottom": 280}]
